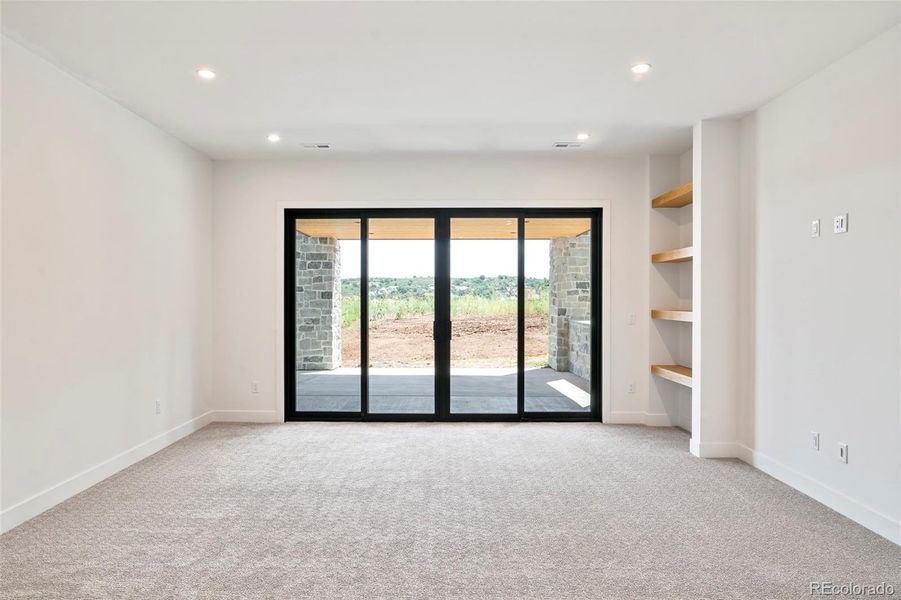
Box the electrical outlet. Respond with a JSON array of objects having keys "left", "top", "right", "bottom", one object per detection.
[
  {"left": 810, "top": 431, "right": 819, "bottom": 451},
  {"left": 251, "top": 381, "right": 260, "bottom": 394},
  {"left": 833, "top": 213, "right": 848, "bottom": 234},
  {"left": 627, "top": 382, "right": 635, "bottom": 394},
  {"left": 838, "top": 443, "right": 848, "bottom": 463},
  {"left": 811, "top": 219, "right": 820, "bottom": 238},
  {"left": 627, "top": 313, "right": 636, "bottom": 325},
  {"left": 155, "top": 398, "right": 161, "bottom": 415}
]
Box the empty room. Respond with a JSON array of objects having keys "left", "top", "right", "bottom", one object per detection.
[{"left": 1, "top": 1, "right": 899, "bottom": 598}]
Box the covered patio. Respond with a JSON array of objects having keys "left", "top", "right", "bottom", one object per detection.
[{"left": 297, "top": 366, "right": 590, "bottom": 414}]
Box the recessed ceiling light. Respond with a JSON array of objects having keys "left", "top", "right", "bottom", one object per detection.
[
  {"left": 631, "top": 63, "right": 652, "bottom": 75},
  {"left": 196, "top": 68, "right": 216, "bottom": 80},
  {"left": 267, "top": 133, "right": 281, "bottom": 143},
  {"left": 576, "top": 132, "right": 590, "bottom": 141}
]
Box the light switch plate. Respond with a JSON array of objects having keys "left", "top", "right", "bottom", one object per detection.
[
  {"left": 810, "top": 431, "right": 819, "bottom": 451},
  {"left": 838, "top": 443, "right": 848, "bottom": 463},
  {"left": 833, "top": 214, "right": 848, "bottom": 234},
  {"left": 811, "top": 219, "right": 820, "bottom": 237}
]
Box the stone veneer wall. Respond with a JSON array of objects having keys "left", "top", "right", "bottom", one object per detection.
[
  {"left": 295, "top": 232, "right": 341, "bottom": 370},
  {"left": 568, "top": 320, "right": 592, "bottom": 380},
  {"left": 548, "top": 233, "right": 591, "bottom": 373}
]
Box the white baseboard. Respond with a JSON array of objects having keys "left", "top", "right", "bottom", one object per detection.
[
  {"left": 603, "top": 411, "right": 644, "bottom": 424},
  {"left": 0, "top": 410, "right": 215, "bottom": 534},
  {"left": 642, "top": 412, "right": 674, "bottom": 427},
  {"left": 604, "top": 411, "right": 673, "bottom": 426},
  {"left": 736, "top": 444, "right": 900, "bottom": 546},
  {"left": 691, "top": 441, "right": 743, "bottom": 458},
  {"left": 210, "top": 409, "right": 279, "bottom": 423}
]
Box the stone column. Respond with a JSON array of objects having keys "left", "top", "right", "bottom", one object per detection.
[
  {"left": 548, "top": 233, "right": 591, "bottom": 372},
  {"left": 296, "top": 232, "right": 342, "bottom": 370}
]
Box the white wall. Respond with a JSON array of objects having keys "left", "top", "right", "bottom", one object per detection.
[
  {"left": 739, "top": 26, "right": 900, "bottom": 544},
  {"left": 676, "top": 149, "right": 693, "bottom": 431},
  {"left": 692, "top": 119, "right": 741, "bottom": 457},
  {"left": 0, "top": 38, "right": 213, "bottom": 532},
  {"left": 212, "top": 155, "right": 657, "bottom": 423}
]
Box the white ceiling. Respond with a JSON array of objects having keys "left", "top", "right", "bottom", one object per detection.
[{"left": 2, "top": 1, "right": 898, "bottom": 159}]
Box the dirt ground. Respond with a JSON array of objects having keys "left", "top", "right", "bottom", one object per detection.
[{"left": 342, "top": 315, "right": 548, "bottom": 368}]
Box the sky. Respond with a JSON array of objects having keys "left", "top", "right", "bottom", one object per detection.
[{"left": 338, "top": 240, "right": 551, "bottom": 279}]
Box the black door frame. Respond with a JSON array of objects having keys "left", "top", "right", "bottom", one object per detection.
[{"left": 284, "top": 207, "right": 602, "bottom": 422}]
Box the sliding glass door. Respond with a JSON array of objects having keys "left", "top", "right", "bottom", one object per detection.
[
  {"left": 449, "top": 218, "right": 519, "bottom": 415},
  {"left": 293, "top": 218, "right": 362, "bottom": 414},
  {"left": 523, "top": 217, "right": 593, "bottom": 413},
  {"left": 367, "top": 218, "right": 436, "bottom": 415},
  {"left": 286, "top": 209, "right": 600, "bottom": 421}
]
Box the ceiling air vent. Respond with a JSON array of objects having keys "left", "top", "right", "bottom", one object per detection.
[
  {"left": 303, "top": 143, "right": 331, "bottom": 149},
  {"left": 553, "top": 142, "right": 582, "bottom": 148}
]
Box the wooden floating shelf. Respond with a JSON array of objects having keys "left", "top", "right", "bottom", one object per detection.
[
  {"left": 651, "top": 246, "right": 693, "bottom": 264},
  {"left": 651, "top": 364, "right": 693, "bottom": 388},
  {"left": 651, "top": 182, "right": 693, "bottom": 208},
  {"left": 651, "top": 309, "right": 693, "bottom": 322}
]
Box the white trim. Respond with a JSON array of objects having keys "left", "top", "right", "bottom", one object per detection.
[
  {"left": 694, "top": 441, "right": 742, "bottom": 458},
  {"left": 641, "top": 412, "right": 674, "bottom": 427},
  {"left": 275, "top": 199, "right": 613, "bottom": 425},
  {"left": 211, "top": 410, "right": 280, "bottom": 423},
  {"left": 689, "top": 436, "right": 700, "bottom": 457},
  {"left": 736, "top": 444, "right": 900, "bottom": 546},
  {"left": 602, "top": 411, "right": 645, "bottom": 424},
  {"left": 604, "top": 411, "right": 674, "bottom": 426},
  {"left": 0, "top": 411, "right": 215, "bottom": 534}
]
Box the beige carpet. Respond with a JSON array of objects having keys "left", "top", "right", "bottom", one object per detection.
[{"left": 1, "top": 423, "right": 898, "bottom": 599}]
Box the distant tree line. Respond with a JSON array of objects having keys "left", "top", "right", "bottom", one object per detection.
[
  {"left": 342, "top": 275, "right": 548, "bottom": 299},
  {"left": 339, "top": 276, "right": 550, "bottom": 326}
]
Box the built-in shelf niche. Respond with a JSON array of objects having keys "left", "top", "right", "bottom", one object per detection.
[
  {"left": 651, "top": 182, "right": 693, "bottom": 208},
  {"left": 649, "top": 175, "right": 694, "bottom": 434},
  {"left": 650, "top": 364, "right": 692, "bottom": 388},
  {"left": 651, "top": 246, "right": 693, "bottom": 264},
  {"left": 651, "top": 309, "right": 692, "bottom": 322}
]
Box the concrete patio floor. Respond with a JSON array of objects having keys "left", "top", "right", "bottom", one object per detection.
[{"left": 296, "top": 367, "right": 590, "bottom": 413}]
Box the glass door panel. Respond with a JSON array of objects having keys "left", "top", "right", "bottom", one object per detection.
[
  {"left": 449, "top": 218, "right": 518, "bottom": 414},
  {"left": 294, "top": 218, "right": 362, "bottom": 413},
  {"left": 524, "top": 218, "right": 592, "bottom": 413},
  {"left": 288, "top": 209, "right": 598, "bottom": 421},
  {"left": 367, "top": 218, "right": 436, "bottom": 414}
]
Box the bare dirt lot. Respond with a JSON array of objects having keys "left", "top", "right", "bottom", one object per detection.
[{"left": 342, "top": 315, "right": 548, "bottom": 368}]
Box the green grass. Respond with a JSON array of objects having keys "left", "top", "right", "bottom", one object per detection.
[{"left": 342, "top": 290, "right": 548, "bottom": 327}]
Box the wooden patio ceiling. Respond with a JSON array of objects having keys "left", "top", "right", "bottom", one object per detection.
[{"left": 295, "top": 217, "right": 590, "bottom": 240}]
